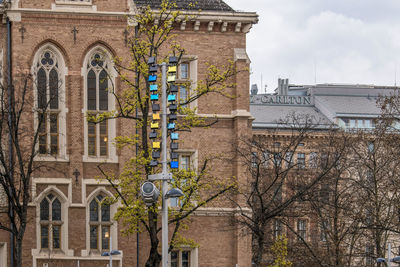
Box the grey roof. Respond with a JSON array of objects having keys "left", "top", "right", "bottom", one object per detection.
[
  {"left": 250, "top": 105, "right": 332, "bottom": 129},
  {"left": 133, "top": 0, "right": 234, "bottom": 12},
  {"left": 315, "top": 95, "right": 381, "bottom": 116}
]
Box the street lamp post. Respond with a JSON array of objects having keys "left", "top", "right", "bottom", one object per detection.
[
  {"left": 376, "top": 243, "right": 400, "bottom": 266},
  {"left": 101, "top": 231, "right": 121, "bottom": 267},
  {"left": 144, "top": 58, "right": 184, "bottom": 267}
]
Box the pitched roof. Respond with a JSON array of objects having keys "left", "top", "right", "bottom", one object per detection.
[
  {"left": 250, "top": 105, "right": 332, "bottom": 129},
  {"left": 134, "top": 0, "right": 235, "bottom": 12}
]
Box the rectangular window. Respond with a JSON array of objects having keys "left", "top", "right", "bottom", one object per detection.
[
  {"left": 53, "top": 225, "right": 61, "bottom": 249},
  {"left": 41, "top": 225, "right": 49, "bottom": 248},
  {"left": 88, "top": 122, "right": 96, "bottom": 156},
  {"left": 309, "top": 152, "right": 318, "bottom": 168},
  {"left": 297, "top": 153, "right": 305, "bottom": 169},
  {"left": 171, "top": 251, "right": 178, "bottom": 267},
  {"left": 90, "top": 225, "right": 98, "bottom": 249},
  {"left": 179, "top": 86, "right": 188, "bottom": 107},
  {"left": 99, "top": 121, "right": 108, "bottom": 156},
  {"left": 170, "top": 250, "right": 191, "bottom": 267},
  {"left": 39, "top": 113, "right": 47, "bottom": 154},
  {"left": 182, "top": 251, "right": 190, "bottom": 267},
  {"left": 285, "top": 152, "right": 293, "bottom": 167},
  {"left": 50, "top": 113, "right": 59, "bottom": 155},
  {"left": 180, "top": 155, "right": 190, "bottom": 171},
  {"left": 101, "top": 226, "right": 110, "bottom": 250},
  {"left": 179, "top": 63, "right": 189, "bottom": 80},
  {"left": 320, "top": 220, "right": 329, "bottom": 242},
  {"left": 273, "top": 152, "right": 282, "bottom": 167},
  {"left": 297, "top": 219, "right": 306, "bottom": 240},
  {"left": 273, "top": 220, "right": 282, "bottom": 238},
  {"left": 350, "top": 119, "right": 356, "bottom": 128}
]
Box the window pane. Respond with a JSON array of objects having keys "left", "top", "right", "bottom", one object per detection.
[
  {"left": 53, "top": 225, "right": 60, "bottom": 249},
  {"left": 179, "top": 86, "right": 188, "bottom": 107},
  {"left": 87, "top": 70, "right": 96, "bottom": 110},
  {"left": 50, "top": 114, "right": 58, "bottom": 133},
  {"left": 101, "top": 204, "right": 110, "bottom": 222},
  {"left": 40, "top": 198, "right": 49, "bottom": 220},
  {"left": 52, "top": 198, "right": 61, "bottom": 221},
  {"left": 102, "top": 226, "right": 110, "bottom": 250},
  {"left": 181, "top": 155, "right": 190, "bottom": 171},
  {"left": 182, "top": 251, "right": 190, "bottom": 267},
  {"left": 180, "top": 63, "right": 189, "bottom": 79},
  {"left": 99, "top": 70, "right": 108, "bottom": 111},
  {"left": 41, "top": 225, "right": 49, "bottom": 248},
  {"left": 50, "top": 135, "right": 58, "bottom": 155},
  {"left": 49, "top": 68, "right": 59, "bottom": 109},
  {"left": 37, "top": 68, "right": 47, "bottom": 109},
  {"left": 171, "top": 251, "right": 178, "bottom": 267},
  {"left": 297, "top": 153, "right": 305, "bottom": 169},
  {"left": 39, "top": 135, "right": 47, "bottom": 154},
  {"left": 90, "top": 225, "right": 98, "bottom": 249},
  {"left": 90, "top": 199, "right": 99, "bottom": 221},
  {"left": 100, "top": 121, "right": 108, "bottom": 156},
  {"left": 88, "top": 123, "right": 96, "bottom": 156}
]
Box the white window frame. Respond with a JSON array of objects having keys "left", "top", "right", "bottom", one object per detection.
[
  {"left": 33, "top": 186, "right": 69, "bottom": 255},
  {"left": 176, "top": 56, "right": 197, "bottom": 110},
  {"left": 169, "top": 150, "right": 197, "bottom": 207},
  {"left": 296, "top": 219, "right": 308, "bottom": 241},
  {"left": 32, "top": 44, "right": 68, "bottom": 162},
  {"left": 82, "top": 46, "right": 117, "bottom": 163},
  {"left": 169, "top": 248, "right": 198, "bottom": 267},
  {"left": 84, "top": 188, "right": 118, "bottom": 256}
]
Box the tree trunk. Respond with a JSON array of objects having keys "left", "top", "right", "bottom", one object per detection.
[
  {"left": 252, "top": 234, "right": 264, "bottom": 267},
  {"left": 15, "top": 236, "right": 23, "bottom": 267},
  {"left": 146, "top": 209, "right": 161, "bottom": 267}
]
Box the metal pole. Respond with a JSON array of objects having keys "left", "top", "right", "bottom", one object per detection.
[
  {"left": 161, "top": 62, "right": 168, "bottom": 267},
  {"left": 6, "top": 16, "right": 14, "bottom": 267},
  {"left": 388, "top": 243, "right": 391, "bottom": 267},
  {"left": 110, "top": 235, "right": 113, "bottom": 267}
]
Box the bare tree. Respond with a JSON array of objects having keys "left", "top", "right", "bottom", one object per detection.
[
  {"left": 233, "top": 114, "right": 348, "bottom": 267},
  {"left": 0, "top": 68, "right": 61, "bottom": 266}
]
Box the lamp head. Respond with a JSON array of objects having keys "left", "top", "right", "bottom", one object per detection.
[{"left": 165, "top": 188, "right": 184, "bottom": 199}]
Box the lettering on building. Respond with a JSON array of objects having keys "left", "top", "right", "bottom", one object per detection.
[{"left": 250, "top": 95, "right": 313, "bottom": 105}]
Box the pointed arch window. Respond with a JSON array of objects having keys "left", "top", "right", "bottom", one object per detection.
[
  {"left": 40, "top": 193, "right": 62, "bottom": 249},
  {"left": 89, "top": 194, "right": 111, "bottom": 251},
  {"left": 34, "top": 48, "right": 66, "bottom": 158},
  {"left": 85, "top": 51, "right": 112, "bottom": 158}
]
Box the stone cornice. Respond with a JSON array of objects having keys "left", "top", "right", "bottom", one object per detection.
[{"left": 3, "top": 6, "right": 258, "bottom": 33}]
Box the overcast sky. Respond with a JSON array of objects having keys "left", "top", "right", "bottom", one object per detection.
[{"left": 226, "top": 0, "right": 400, "bottom": 93}]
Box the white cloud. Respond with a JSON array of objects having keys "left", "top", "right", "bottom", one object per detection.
[{"left": 226, "top": 0, "right": 400, "bottom": 92}]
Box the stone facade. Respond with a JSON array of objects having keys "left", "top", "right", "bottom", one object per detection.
[{"left": 0, "top": 0, "right": 258, "bottom": 266}]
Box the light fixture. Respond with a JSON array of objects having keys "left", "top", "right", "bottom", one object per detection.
[{"left": 165, "top": 188, "right": 184, "bottom": 199}]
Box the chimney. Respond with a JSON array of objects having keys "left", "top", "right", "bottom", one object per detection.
[{"left": 251, "top": 84, "right": 258, "bottom": 95}]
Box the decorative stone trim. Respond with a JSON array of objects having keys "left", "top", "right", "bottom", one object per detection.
[
  {"left": 207, "top": 21, "right": 214, "bottom": 31},
  {"left": 220, "top": 21, "right": 227, "bottom": 32},
  {"left": 194, "top": 20, "right": 200, "bottom": 31}
]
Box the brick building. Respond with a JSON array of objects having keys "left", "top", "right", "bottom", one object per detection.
[
  {"left": 250, "top": 80, "right": 400, "bottom": 266},
  {"left": 0, "top": 0, "right": 258, "bottom": 266}
]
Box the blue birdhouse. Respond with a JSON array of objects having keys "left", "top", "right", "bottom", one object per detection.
[
  {"left": 170, "top": 161, "right": 179, "bottom": 169},
  {"left": 148, "top": 75, "right": 157, "bottom": 82},
  {"left": 171, "top": 133, "right": 178, "bottom": 140}
]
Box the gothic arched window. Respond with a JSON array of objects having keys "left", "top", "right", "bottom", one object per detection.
[
  {"left": 83, "top": 47, "right": 116, "bottom": 161},
  {"left": 89, "top": 194, "right": 111, "bottom": 251},
  {"left": 33, "top": 46, "right": 67, "bottom": 159},
  {"left": 40, "top": 193, "right": 62, "bottom": 249}
]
